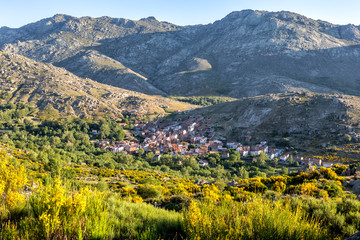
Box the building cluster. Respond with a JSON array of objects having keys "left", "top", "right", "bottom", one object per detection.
[
  {"left": 293, "top": 156, "right": 333, "bottom": 168},
  {"left": 97, "top": 115, "right": 281, "bottom": 158},
  {"left": 96, "top": 114, "right": 335, "bottom": 167}
]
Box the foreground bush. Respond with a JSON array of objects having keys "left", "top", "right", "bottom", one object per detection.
[
  {"left": 107, "top": 195, "right": 184, "bottom": 239},
  {"left": 17, "top": 179, "right": 110, "bottom": 239},
  {"left": 184, "top": 199, "right": 330, "bottom": 240},
  {"left": 0, "top": 149, "right": 27, "bottom": 221}
]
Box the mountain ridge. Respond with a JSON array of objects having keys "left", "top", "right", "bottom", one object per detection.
[{"left": 2, "top": 10, "right": 360, "bottom": 97}]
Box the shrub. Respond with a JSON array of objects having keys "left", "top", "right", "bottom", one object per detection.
[
  {"left": 137, "top": 185, "right": 163, "bottom": 200},
  {"left": 184, "top": 199, "right": 329, "bottom": 240},
  {"left": 246, "top": 179, "right": 268, "bottom": 193},
  {"left": 320, "top": 167, "right": 337, "bottom": 180},
  {"left": 107, "top": 196, "right": 184, "bottom": 239},
  {"left": 30, "top": 178, "right": 110, "bottom": 239},
  {"left": 0, "top": 150, "right": 27, "bottom": 220},
  {"left": 163, "top": 195, "right": 192, "bottom": 212},
  {"left": 271, "top": 181, "right": 286, "bottom": 193}
]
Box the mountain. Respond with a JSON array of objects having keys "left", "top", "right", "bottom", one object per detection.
[
  {"left": 0, "top": 50, "right": 195, "bottom": 116},
  {"left": 0, "top": 14, "right": 181, "bottom": 94},
  {"left": 187, "top": 92, "right": 360, "bottom": 147},
  {"left": 1, "top": 10, "right": 360, "bottom": 97}
]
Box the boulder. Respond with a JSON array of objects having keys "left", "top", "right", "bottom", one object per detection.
[
  {"left": 227, "top": 180, "right": 239, "bottom": 187},
  {"left": 342, "top": 167, "right": 352, "bottom": 176},
  {"left": 348, "top": 180, "right": 360, "bottom": 194},
  {"left": 194, "top": 179, "right": 208, "bottom": 186},
  {"left": 347, "top": 231, "right": 360, "bottom": 240}
]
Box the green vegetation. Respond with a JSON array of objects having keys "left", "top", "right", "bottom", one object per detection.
[
  {"left": 108, "top": 198, "right": 183, "bottom": 239},
  {"left": 185, "top": 199, "right": 328, "bottom": 240},
  {"left": 0, "top": 102, "right": 359, "bottom": 239},
  {"left": 171, "top": 96, "right": 237, "bottom": 107},
  {"left": 0, "top": 146, "right": 358, "bottom": 239},
  {"left": 313, "top": 143, "right": 360, "bottom": 163},
  {"left": 0, "top": 103, "right": 300, "bottom": 182}
]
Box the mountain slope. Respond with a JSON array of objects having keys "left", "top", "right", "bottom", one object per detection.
[
  {"left": 0, "top": 50, "right": 195, "bottom": 116},
  {"left": 189, "top": 92, "right": 360, "bottom": 146},
  {"left": 150, "top": 10, "right": 360, "bottom": 96},
  {"left": 55, "top": 50, "right": 165, "bottom": 95},
  {"left": 2, "top": 10, "right": 360, "bottom": 97}
]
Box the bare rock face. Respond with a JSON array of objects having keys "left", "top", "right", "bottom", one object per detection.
[{"left": 1, "top": 10, "right": 360, "bottom": 97}]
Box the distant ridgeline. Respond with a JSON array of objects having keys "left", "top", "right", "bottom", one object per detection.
[{"left": 2, "top": 10, "right": 360, "bottom": 98}]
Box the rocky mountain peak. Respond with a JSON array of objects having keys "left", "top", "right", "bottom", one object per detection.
[
  {"left": 140, "top": 16, "right": 158, "bottom": 21},
  {"left": 51, "top": 14, "right": 74, "bottom": 23}
]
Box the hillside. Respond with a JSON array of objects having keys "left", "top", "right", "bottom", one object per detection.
[
  {"left": 55, "top": 50, "right": 165, "bottom": 95},
  {"left": 2, "top": 10, "right": 360, "bottom": 97},
  {"left": 0, "top": 50, "right": 195, "bottom": 116},
  {"left": 0, "top": 14, "right": 181, "bottom": 94},
  {"left": 188, "top": 92, "right": 360, "bottom": 147}
]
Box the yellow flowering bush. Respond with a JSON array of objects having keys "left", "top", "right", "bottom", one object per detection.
[
  {"left": 30, "top": 178, "right": 109, "bottom": 239},
  {"left": 320, "top": 167, "right": 337, "bottom": 180},
  {"left": 0, "top": 149, "right": 27, "bottom": 218},
  {"left": 184, "top": 198, "right": 329, "bottom": 240},
  {"left": 271, "top": 181, "right": 286, "bottom": 193},
  {"left": 121, "top": 186, "right": 137, "bottom": 196},
  {"left": 201, "top": 184, "right": 221, "bottom": 201},
  {"left": 299, "top": 182, "right": 319, "bottom": 196}
]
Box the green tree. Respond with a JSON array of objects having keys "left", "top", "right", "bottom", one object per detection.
[
  {"left": 137, "top": 148, "right": 145, "bottom": 156},
  {"left": 238, "top": 166, "right": 249, "bottom": 179},
  {"left": 183, "top": 156, "right": 199, "bottom": 170},
  {"left": 100, "top": 123, "right": 111, "bottom": 139},
  {"left": 273, "top": 158, "right": 279, "bottom": 167},
  {"left": 289, "top": 155, "right": 294, "bottom": 166},
  {"left": 39, "top": 104, "right": 59, "bottom": 120},
  {"left": 229, "top": 151, "right": 240, "bottom": 162},
  {"left": 113, "top": 129, "right": 125, "bottom": 141},
  {"left": 145, "top": 151, "right": 155, "bottom": 162},
  {"left": 256, "top": 151, "right": 269, "bottom": 167}
]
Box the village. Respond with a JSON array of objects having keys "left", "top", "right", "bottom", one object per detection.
[{"left": 96, "top": 114, "right": 335, "bottom": 168}]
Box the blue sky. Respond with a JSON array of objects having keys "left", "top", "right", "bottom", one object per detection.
[{"left": 1, "top": 0, "right": 360, "bottom": 28}]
